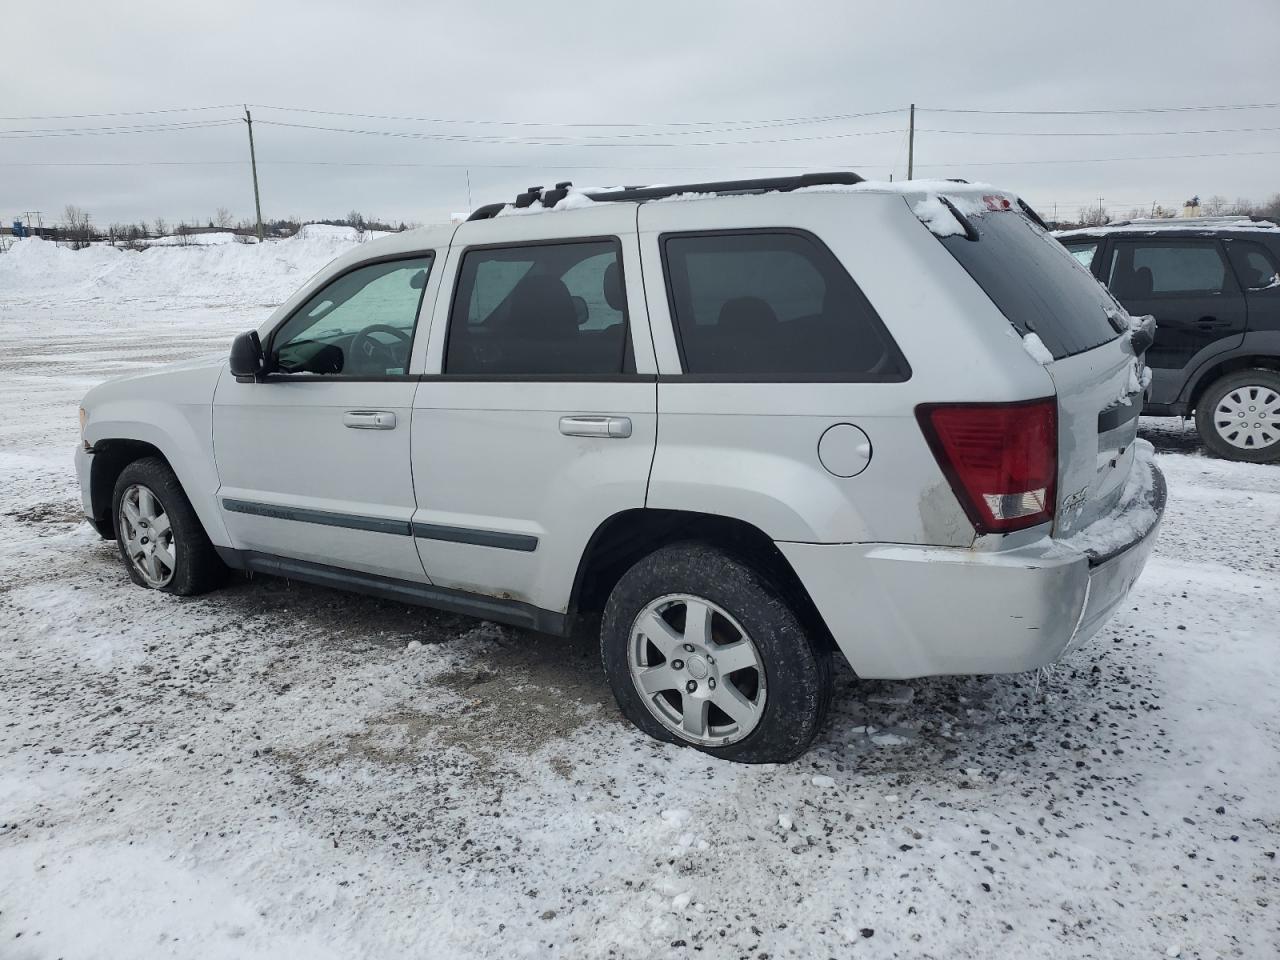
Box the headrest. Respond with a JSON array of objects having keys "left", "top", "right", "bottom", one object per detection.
[{"left": 603, "top": 260, "right": 625, "bottom": 311}]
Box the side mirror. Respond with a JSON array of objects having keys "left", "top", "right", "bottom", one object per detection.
[
  {"left": 1128, "top": 314, "right": 1157, "bottom": 357},
  {"left": 229, "top": 330, "right": 264, "bottom": 379}
]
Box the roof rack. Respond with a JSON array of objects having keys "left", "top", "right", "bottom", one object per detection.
[
  {"left": 466, "top": 171, "right": 865, "bottom": 221},
  {"left": 1105, "top": 214, "right": 1276, "bottom": 229}
]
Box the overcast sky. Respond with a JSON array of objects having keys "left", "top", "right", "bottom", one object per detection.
[{"left": 4, "top": 0, "right": 1279, "bottom": 228}]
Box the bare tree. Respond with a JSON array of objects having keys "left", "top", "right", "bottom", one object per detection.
[
  {"left": 1077, "top": 204, "right": 1111, "bottom": 228},
  {"left": 215, "top": 207, "right": 233, "bottom": 229},
  {"left": 153, "top": 217, "right": 168, "bottom": 238},
  {"left": 62, "top": 204, "right": 94, "bottom": 249},
  {"left": 1203, "top": 195, "right": 1229, "bottom": 217}
]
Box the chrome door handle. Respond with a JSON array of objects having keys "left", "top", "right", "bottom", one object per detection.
[
  {"left": 559, "top": 415, "right": 632, "bottom": 439},
  {"left": 343, "top": 410, "right": 397, "bottom": 430}
]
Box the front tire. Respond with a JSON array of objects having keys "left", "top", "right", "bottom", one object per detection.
[
  {"left": 600, "top": 542, "right": 832, "bottom": 764},
  {"left": 1194, "top": 369, "right": 1280, "bottom": 463},
  {"left": 112, "top": 457, "right": 226, "bottom": 596}
]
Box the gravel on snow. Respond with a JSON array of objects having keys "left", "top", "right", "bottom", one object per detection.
[{"left": 0, "top": 234, "right": 1277, "bottom": 959}]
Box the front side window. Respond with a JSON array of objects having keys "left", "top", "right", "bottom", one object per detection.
[
  {"left": 271, "top": 256, "right": 432, "bottom": 376},
  {"left": 445, "top": 240, "right": 631, "bottom": 375},
  {"left": 1106, "top": 241, "right": 1231, "bottom": 298},
  {"left": 1226, "top": 240, "right": 1280, "bottom": 291},
  {"left": 661, "top": 231, "right": 908, "bottom": 378},
  {"left": 1062, "top": 239, "right": 1099, "bottom": 270}
]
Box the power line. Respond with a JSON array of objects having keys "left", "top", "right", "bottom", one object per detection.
[
  {"left": 248, "top": 103, "right": 907, "bottom": 129},
  {"left": 920, "top": 101, "right": 1280, "bottom": 116},
  {"left": 4, "top": 147, "right": 1277, "bottom": 171},
  {"left": 918, "top": 124, "right": 1280, "bottom": 137},
  {"left": 916, "top": 148, "right": 1280, "bottom": 168},
  {"left": 251, "top": 118, "right": 912, "bottom": 147},
  {"left": 0, "top": 120, "right": 241, "bottom": 139},
  {"left": 0, "top": 104, "right": 241, "bottom": 121}
]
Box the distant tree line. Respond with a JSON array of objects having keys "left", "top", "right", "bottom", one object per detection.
[
  {"left": 22, "top": 206, "right": 419, "bottom": 251},
  {"left": 1059, "top": 193, "right": 1280, "bottom": 230}
]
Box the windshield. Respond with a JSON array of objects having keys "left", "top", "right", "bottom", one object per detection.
[{"left": 939, "top": 210, "right": 1121, "bottom": 359}]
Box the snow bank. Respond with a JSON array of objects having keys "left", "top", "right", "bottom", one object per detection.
[{"left": 0, "top": 225, "right": 374, "bottom": 304}]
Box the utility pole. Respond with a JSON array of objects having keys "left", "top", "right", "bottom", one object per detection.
[
  {"left": 244, "top": 106, "right": 264, "bottom": 242},
  {"left": 907, "top": 103, "right": 915, "bottom": 180},
  {"left": 1098, "top": 196, "right": 1104, "bottom": 224}
]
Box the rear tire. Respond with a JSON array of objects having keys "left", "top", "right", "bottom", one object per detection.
[
  {"left": 112, "top": 457, "right": 226, "bottom": 596},
  {"left": 1194, "top": 369, "right": 1280, "bottom": 463},
  {"left": 600, "top": 542, "right": 832, "bottom": 764}
]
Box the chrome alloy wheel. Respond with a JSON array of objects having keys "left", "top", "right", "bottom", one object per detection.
[
  {"left": 120, "top": 483, "right": 175, "bottom": 588},
  {"left": 1213, "top": 384, "right": 1280, "bottom": 450},
  {"left": 628, "top": 594, "right": 767, "bottom": 747}
]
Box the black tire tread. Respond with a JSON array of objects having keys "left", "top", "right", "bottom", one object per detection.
[
  {"left": 600, "top": 541, "right": 832, "bottom": 764},
  {"left": 112, "top": 457, "right": 226, "bottom": 596},
  {"left": 1194, "top": 368, "right": 1280, "bottom": 464}
]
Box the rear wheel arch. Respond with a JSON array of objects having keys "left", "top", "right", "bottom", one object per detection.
[
  {"left": 1186, "top": 354, "right": 1280, "bottom": 412},
  {"left": 568, "top": 508, "right": 835, "bottom": 654}
]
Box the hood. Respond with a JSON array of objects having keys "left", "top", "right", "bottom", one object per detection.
[{"left": 82, "top": 350, "right": 228, "bottom": 414}]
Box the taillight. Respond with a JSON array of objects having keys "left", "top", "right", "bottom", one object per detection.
[{"left": 916, "top": 398, "right": 1057, "bottom": 534}]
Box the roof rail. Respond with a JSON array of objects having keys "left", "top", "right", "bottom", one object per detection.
[
  {"left": 465, "top": 171, "right": 864, "bottom": 221},
  {"left": 585, "top": 171, "right": 863, "bottom": 203},
  {"left": 1107, "top": 214, "right": 1276, "bottom": 229}
]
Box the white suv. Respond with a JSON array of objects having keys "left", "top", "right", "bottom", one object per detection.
[{"left": 76, "top": 173, "right": 1166, "bottom": 763}]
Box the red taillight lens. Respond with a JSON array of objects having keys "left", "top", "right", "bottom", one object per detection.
[{"left": 916, "top": 398, "right": 1057, "bottom": 534}]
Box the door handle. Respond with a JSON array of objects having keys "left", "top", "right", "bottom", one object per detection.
[
  {"left": 559, "top": 415, "right": 632, "bottom": 439},
  {"left": 1196, "top": 316, "right": 1230, "bottom": 329},
  {"left": 343, "top": 410, "right": 397, "bottom": 430}
]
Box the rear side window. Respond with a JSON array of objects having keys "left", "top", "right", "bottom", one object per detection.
[
  {"left": 1226, "top": 240, "right": 1280, "bottom": 291},
  {"left": 1061, "top": 239, "right": 1099, "bottom": 270},
  {"left": 661, "top": 231, "right": 908, "bottom": 379},
  {"left": 1106, "top": 240, "right": 1232, "bottom": 297},
  {"left": 939, "top": 211, "right": 1120, "bottom": 360},
  {"left": 446, "top": 240, "right": 632, "bottom": 375}
]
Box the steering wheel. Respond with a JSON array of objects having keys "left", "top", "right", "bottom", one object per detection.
[{"left": 348, "top": 324, "right": 411, "bottom": 374}]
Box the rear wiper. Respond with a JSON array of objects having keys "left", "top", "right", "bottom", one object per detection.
[{"left": 939, "top": 197, "right": 979, "bottom": 241}]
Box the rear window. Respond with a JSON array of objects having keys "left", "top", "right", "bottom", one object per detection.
[{"left": 939, "top": 210, "right": 1120, "bottom": 359}]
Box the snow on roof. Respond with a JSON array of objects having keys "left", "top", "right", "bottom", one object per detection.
[{"left": 1055, "top": 217, "right": 1278, "bottom": 239}]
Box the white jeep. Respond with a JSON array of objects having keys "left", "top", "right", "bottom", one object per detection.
[{"left": 76, "top": 173, "right": 1166, "bottom": 763}]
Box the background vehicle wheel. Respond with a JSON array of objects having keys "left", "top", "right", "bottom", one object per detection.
[
  {"left": 600, "top": 542, "right": 832, "bottom": 764},
  {"left": 112, "top": 457, "right": 226, "bottom": 596},
  {"left": 1194, "top": 369, "right": 1280, "bottom": 463}
]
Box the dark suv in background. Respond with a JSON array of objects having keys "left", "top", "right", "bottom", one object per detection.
[{"left": 1057, "top": 217, "right": 1280, "bottom": 462}]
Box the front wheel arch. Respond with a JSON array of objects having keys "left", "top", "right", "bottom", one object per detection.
[{"left": 89, "top": 439, "right": 168, "bottom": 536}]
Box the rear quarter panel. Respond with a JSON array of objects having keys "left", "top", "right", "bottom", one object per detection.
[{"left": 639, "top": 191, "right": 1056, "bottom": 546}]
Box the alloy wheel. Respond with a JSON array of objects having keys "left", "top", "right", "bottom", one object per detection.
[
  {"left": 628, "top": 593, "right": 767, "bottom": 747},
  {"left": 120, "top": 483, "right": 176, "bottom": 588}
]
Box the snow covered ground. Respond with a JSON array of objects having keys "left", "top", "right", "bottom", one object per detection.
[{"left": 0, "top": 233, "right": 1277, "bottom": 960}]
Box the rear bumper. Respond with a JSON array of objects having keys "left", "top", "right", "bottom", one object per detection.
[{"left": 779, "top": 453, "right": 1167, "bottom": 679}]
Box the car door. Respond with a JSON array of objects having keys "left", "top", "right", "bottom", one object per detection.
[
  {"left": 1103, "top": 238, "right": 1246, "bottom": 402},
  {"left": 1225, "top": 237, "right": 1280, "bottom": 334},
  {"left": 213, "top": 251, "right": 441, "bottom": 582},
  {"left": 410, "top": 204, "right": 657, "bottom": 616}
]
